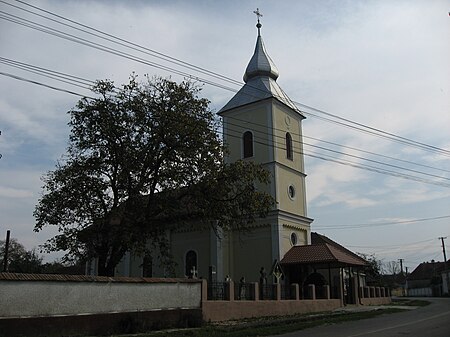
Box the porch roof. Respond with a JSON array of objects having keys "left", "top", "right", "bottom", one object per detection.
[{"left": 280, "top": 243, "right": 367, "bottom": 267}]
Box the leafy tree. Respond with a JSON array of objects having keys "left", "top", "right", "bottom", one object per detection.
[
  {"left": 34, "top": 75, "right": 274, "bottom": 276},
  {"left": 357, "top": 252, "right": 383, "bottom": 285},
  {"left": 41, "top": 259, "right": 85, "bottom": 275},
  {"left": 0, "top": 238, "right": 43, "bottom": 273}
]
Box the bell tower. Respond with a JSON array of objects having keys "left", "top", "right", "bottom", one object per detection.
[{"left": 218, "top": 11, "right": 313, "bottom": 279}]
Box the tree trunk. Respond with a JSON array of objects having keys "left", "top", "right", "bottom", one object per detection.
[{"left": 97, "top": 254, "right": 115, "bottom": 276}]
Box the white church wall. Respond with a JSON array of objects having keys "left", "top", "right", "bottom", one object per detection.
[
  {"left": 280, "top": 223, "right": 309, "bottom": 258},
  {"left": 272, "top": 101, "right": 305, "bottom": 173},
  {"left": 0, "top": 278, "right": 202, "bottom": 318},
  {"left": 171, "top": 229, "right": 211, "bottom": 278},
  {"left": 231, "top": 225, "right": 273, "bottom": 282},
  {"left": 222, "top": 102, "right": 273, "bottom": 165}
]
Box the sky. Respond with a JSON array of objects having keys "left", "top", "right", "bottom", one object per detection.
[{"left": 0, "top": 0, "right": 449, "bottom": 272}]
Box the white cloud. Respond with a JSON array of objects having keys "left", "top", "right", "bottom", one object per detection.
[{"left": 0, "top": 0, "right": 448, "bottom": 269}]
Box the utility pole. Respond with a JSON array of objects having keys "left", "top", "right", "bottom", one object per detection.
[
  {"left": 439, "top": 237, "right": 447, "bottom": 263},
  {"left": 398, "top": 258, "right": 404, "bottom": 275},
  {"left": 439, "top": 237, "right": 449, "bottom": 295},
  {"left": 2, "top": 230, "right": 11, "bottom": 272}
]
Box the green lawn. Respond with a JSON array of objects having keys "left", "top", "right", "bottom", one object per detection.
[{"left": 112, "top": 308, "right": 406, "bottom": 337}]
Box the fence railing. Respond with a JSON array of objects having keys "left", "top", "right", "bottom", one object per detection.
[
  {"left": 260, "top": 284, "right": 277, "bottom": 300},
  {"left": 205, "top": 280, "right": 390, "bottom": 302},
  {"left": 235, "top": 282, "right": 255, "bottom": 300},
  {"left": 280, "top": 284, "right": 293, "bottom": 300},
  {"left": 207, "top": 282, "right": 229, "bottom": 300}
]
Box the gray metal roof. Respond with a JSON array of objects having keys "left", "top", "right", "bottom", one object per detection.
[
  {"left": 219, "top": 33, "right": 302, "bottom": 116},
  {"left": 243, "top": 35, "right": 279, "bottom": 82}
]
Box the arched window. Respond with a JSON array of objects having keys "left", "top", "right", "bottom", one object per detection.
[
  {"left": 286, "top": 132, "right": 293, "bottom": 160},
  {"left": 243, "top": 131, "right": 254, "bottom": 158},
  {"left": 185, "top": 250, "right": 198, "bottom": 277}
]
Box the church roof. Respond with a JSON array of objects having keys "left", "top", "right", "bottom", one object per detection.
[
  {"left": 218, "top": 24, "right": 302, "bottom": 116},
  {"left": 280, "top": 243, "right": 367, "bottom": 267},
  {"left": 281, "top": 233, "right": 367, "bottom": 267}
]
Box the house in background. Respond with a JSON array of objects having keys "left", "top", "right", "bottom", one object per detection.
[{"left": 407, "top": 260, "right": 449, "bottom": 297}]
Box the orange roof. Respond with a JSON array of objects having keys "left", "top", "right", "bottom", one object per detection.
[{"left": 280, "top": 243, "right": 367, "bottom": 266}]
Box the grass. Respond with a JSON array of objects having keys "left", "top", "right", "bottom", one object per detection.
[
  {"left": 112, "top": 308, "right": 406, "bottom": 337},
  {"left": 389, "top": 298, "right": 431, "bottom": 307}
]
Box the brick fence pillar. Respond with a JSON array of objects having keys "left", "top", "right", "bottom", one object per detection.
[
  {"left": 201, "top": 279, "right": 208, "bottom": 302},
  {"left": 253, "top": 282, "right": 259, "bottom": 301},
  {"left": 276, "top": 283, "right": 281, "bottom": 300},
  {"left": 291, "top": 283, "right": 299, "bottom": 300},
  {"left": 308, "top": 284, "right": 316, "bottom": 300},
  {"left": 228, "top": 281, "right": 234, "bottom": 301},
  {"left": 375, "top": 287, "right": 380, "bottom": 297},
  {"left": 324, "top": 285, "right": 330, "bottom": 299}
]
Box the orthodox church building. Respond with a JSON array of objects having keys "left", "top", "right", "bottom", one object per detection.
[{"left": 114, "top": 18, "right": 315, "bottom": 283}]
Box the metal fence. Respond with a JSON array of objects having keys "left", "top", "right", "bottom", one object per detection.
[
  {"left": 207, "top": 282, "right": 229, "bottom": 300},
  {"left": 234, "top": 282, "right": 255, "bottom": 300},
  {"left": 280, "top": 284, "right": 294, "bottom": 300},
  {"left": 260, "top": 284, "right": 277, "bottom": 300}
]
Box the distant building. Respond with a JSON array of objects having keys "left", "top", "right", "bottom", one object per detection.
[{"left": 407, "top": 260, "right": 449, "bottom": 297}]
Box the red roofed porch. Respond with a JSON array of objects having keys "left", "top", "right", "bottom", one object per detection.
[{"left": 280, "top": 233, "right": 368, "bottom": 305}]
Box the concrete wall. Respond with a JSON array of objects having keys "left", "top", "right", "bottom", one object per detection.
[
  {"left": 202, "top": 299, "right": 341, "bottom": 322},
  {"left": 360, "top": 297, "right": 391, "bottom": 306},
  {"left": 407, "top": 287, "right": 433, "bottom": 297},
  {"left": 0, "top": 274, "right": 201, "bottom": 317}
]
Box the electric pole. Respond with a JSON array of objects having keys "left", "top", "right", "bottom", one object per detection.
[
  {"left": 439, "top": 237, "right": 447, "bottom": 263},
  {"left": 2, "top": 230, "right": 11, "bottom": 272},
  {"left": 398, "top": 258, "right": 404, "bottom": 275}
]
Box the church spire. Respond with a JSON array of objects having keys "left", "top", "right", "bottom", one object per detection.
[
  {"left": 244, "top": 8, "right": 279, "bottom": 83},
  {"left": 254, "top": 8, "right": 262, "bottom": 36}
]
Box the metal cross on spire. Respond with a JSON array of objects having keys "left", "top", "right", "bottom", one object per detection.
[{"left": 253, "top": 8, "right": 263, "bottom": 35}]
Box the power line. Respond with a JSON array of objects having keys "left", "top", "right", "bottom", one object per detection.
[
  {"left": 316, "top": 215, "right": 450, "bottom": 230},
  {"left": 2, "top": 67, "right": 450, "bottom": 189},
  {"left": 2, "top": 0, "right": 450, "bottom": 158},
  {"left": 0, "top": 71, "right": 92, "bottom": 98},
  {"left": 223, "top": 115, "right": 450, "bottom": 180}
]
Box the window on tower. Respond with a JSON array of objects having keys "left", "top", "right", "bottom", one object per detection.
[
  {"left": 243, "top": 131, "right": 254, "bottom": 158},
  {"left": 286, "top": 132, "right": 293, "bottom": 160}
]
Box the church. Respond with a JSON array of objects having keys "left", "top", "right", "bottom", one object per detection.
[{"left": 114, "top": 15, "right": 367, "bottom": 294}]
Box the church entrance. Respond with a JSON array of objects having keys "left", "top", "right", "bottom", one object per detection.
[{"left": 303, "top": 272, "right": 328, "bottom": 299}]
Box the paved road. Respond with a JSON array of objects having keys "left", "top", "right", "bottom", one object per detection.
[{"left": 272, "top": 297, "right": 450, "bottom": 337}]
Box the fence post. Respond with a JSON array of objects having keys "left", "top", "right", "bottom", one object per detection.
[
  {"left": 308, "top": 284, "right": 316, "bottom": 300},
  {"left": 291, "top": 283, "right": 299, "bottom": 300},
  {"left": 228, "top": 281, "right": 234, "bottom": 301},
  {"left": 201, "top": 279, "right": 208, "bottom": 302},
  {"left": 253, "top": 282, "right": 259, "bottom": 301},
  {"left": 324, "top": 285, "right": 330, "bottom": 299},
  {"left": 276, "top": 283, "right": 281, "bottom": 300}
]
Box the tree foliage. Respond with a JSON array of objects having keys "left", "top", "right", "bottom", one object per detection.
[
  {"left": 34, "top": 75, "right": 274, "bottom": 276},
  {"left": 1, "top": 238, "right": 43, "bottom": 273},
  {"left": 357, "top": 252, "right": 383, "bottom": 285}
]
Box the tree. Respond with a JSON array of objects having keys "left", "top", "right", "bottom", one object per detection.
[
  {"left": 357, "top": 253, "right": 383, "bottom": 285},
  {"left": 0, "top": 238, "right": 43, "bottom": 273},
  {"left": 384, "top": 260, "right": 400, "bottom": 275},
  {"left": 34, "top": 75, "right": 274, "bottom": 276}
]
